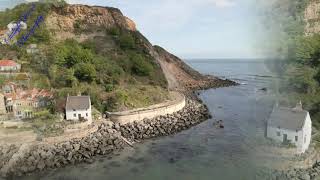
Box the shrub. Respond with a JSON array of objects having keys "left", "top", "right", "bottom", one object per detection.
[
  {"left": 74, "top": 63, "right": 97, "bottom": 83},
  {"left": 119, "top": 33, "right": 135, "bottom": 49},
  {"left": 131, "top": 54, "right": 153, "bottom": 76}
]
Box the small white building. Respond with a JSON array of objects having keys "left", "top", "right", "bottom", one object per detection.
[
  {"left": 65, "top": 96, "right": 92, "bottom": 123},
  {"left": 266, "top": 102, "right": 312, "bottom": 154}
]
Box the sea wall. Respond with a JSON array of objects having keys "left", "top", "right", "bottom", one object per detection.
[
  {"left": 116, "top": 99, "right": 209, "bottom": 141},
  {"left": 0, "top": 98, "right": 210, "bottom": 177},
  {"left": 108, "top": 92, "right": 186, "bottom": 125}
]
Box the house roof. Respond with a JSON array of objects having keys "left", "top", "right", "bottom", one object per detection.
[
  {"left": 4, "top": 87, "right": 53, "bottom": 101},
  {"left": 0, "top": 60, "right": 18, "bottom": 67},
  {"left": 268, "top": 107, "right": 309, "bottom": 131},
  {"left": 66, "top": 96, "right": 91, "bottom": 111}
]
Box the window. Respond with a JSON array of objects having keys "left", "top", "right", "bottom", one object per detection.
[
  {"left": 73, "top": 113, "right": 76, "bottom": 117},
  {"left": 277, "top": 132, "right": 280, "bottom": 136},
  {"left": 295, "top": 136, "right": 298, "bottom": 142},
  {"left": 86, "top": 113, "right": 88, "bottom": 117},
  {"left": 17, "top": 111, "right": 21, "bottom": 115}
]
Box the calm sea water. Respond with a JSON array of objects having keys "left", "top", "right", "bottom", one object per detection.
[{"left": 20, "top": 59, "right": 278, "bottom": 180}]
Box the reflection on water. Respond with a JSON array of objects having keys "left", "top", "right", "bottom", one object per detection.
[{"left": 20, "top": 60, "right": 278, "bottom": 180}]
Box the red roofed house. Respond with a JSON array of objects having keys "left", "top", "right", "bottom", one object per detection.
[
  {"left": 0, "top": 60, "right": 21, "bottom": 72},
  {"left": 5, "top": 87, "right": 53, "bottom": 119}
]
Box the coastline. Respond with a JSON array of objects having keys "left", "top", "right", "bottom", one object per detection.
[
  {"left": 0, "top": 97, "right": 209, "bottom": 177},
  {"left": 0, "top": 76, "right": 237, "bottom": 178}
]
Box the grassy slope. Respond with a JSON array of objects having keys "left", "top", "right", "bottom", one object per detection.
[{"left": 0, "top": 2, "right": 169, "bottom": 113}]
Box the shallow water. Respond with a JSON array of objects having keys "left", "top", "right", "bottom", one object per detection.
[{"left": 20, "top": 59, "right": 278, "bottom": 180}]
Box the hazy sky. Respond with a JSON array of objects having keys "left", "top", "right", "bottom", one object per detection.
[{"left": 0, "top": 0, "right": 261, "bottom": 59}]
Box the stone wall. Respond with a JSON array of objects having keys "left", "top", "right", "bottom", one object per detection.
[
  {"left": 108, "top": 92, "right": 186, "bottom": 125},
  {"left": 116, "top": 99, "right": 209, "bottom": 141}
]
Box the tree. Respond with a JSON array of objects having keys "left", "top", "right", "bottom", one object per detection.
[{"left": 74, "top": 63, "right": 97, "bottom": 82}]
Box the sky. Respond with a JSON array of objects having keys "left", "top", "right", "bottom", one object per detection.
[{"left": 0, "top": 0, "right": 261, "bottom": 59}]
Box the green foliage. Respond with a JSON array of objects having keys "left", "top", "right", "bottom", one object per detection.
[
  {"left": 54, "top": 39, "right": 94, "bottom": 68},
  {"left": 286, "top": 66, "right": 319, "bottom": 94},
  {"left": 74, "top": 63, "right": 97, "bottom": 82},
  {"left": 108, "top": 27, "right": 120, "bottom": 36},
  {"left": 294, "top": 35, "right": 320, "bottom": 66},
  {"left": 104, "top": 84, "right": 114, "bottom": 92},
  {"left": 0, "top": 1, "right": 169, "bottom": 115},
  {"left": 131, "top": 53, "right": 153, "bottom": 76},
  {"left": 119, "top": 33, "right": 135, "bottom": 49}
]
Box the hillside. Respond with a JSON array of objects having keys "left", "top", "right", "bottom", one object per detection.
[
  {"left": 0, "top": 1, "right": 233, "bottom": 113},
  {"left": 261, "top": 0, "right": 320, "bottom": 128}
]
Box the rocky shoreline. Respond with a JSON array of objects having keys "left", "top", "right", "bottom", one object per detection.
[
  {"left": 274, "top": 162, "right": 320, "bottom": 180},
  {"left": 255, "top": 164, "right": 320, "bottom": 180},
  {"left": 0, "top": 97, "right": 211, "bottom": 178}
]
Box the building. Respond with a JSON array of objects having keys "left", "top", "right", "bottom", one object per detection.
[
  {"left": 5, "top": 88, "right": 53, "bottom": 119},
  {"left": 266, "top": 102, "right": 312, "bottom": 154},
  {"left": 65, "top": 95, "right": 92, "bottom": 123},
  {"left": 26, "top": 44, "right": 39, "bottom": 54},
  {"left": 0, "top": 60, "right": 21, "bottom": 72}
]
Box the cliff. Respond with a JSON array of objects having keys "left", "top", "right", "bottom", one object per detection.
[
  {"left": 305, "top": 0, "right": 320, "bottom": 35},
  {"left": 46, "top": 5, "right": 136, "bottom": 41},
  {"left": 45, "top": 4, "right": 235, "bottom": 91}
]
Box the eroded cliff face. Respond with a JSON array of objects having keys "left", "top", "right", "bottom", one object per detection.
[
  {"left": 44, "top": 4, "right": 234, "bottom": 91},
  {"left": 45, "top": 5, "right": 136, "bottom": 41},
  {"left": 304, "top": 1, "right": 320, "bottom": 35}
]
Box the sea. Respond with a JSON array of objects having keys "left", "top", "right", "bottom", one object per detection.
[{"left": 19, "top": 59, "right": 281, "bottom": 180}]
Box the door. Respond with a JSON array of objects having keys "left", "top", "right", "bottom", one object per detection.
[
  {"left": 283, "top": 134, "right": 287, "bottom": 143},
  {"left": 78, "top": 114, "right": 81, "bottom": 119}
]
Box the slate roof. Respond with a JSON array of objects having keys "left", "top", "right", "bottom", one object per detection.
[
  {"left": 268, "top": 107, "right": 309, "bottom": 131},
  {"left": 66, "top": 96, "right": 91, "bottom": 111}
]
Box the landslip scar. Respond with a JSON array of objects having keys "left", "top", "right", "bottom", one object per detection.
[{"left": 3, "top": 3, "right": 36, "bottom": 44}]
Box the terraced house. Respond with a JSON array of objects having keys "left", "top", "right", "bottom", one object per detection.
[{"left": 4, "top": 88, "right": 53, "bottom": 119}]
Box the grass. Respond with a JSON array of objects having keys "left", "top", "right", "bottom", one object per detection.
[{"left": 110, "top": 84, "right": 170, "bottom": 111}]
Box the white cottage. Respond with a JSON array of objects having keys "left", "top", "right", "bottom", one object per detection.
[
  {"left": 66, "top": 96, "right": 92, "bottom": 123},
  {"left": 266, "top": 102, "right": 312, "bottom": 154}
]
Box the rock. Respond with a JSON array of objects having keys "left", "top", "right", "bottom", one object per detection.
[
  {"left": 73, "top": 144, "right": 81, "bottom": 151},
  {"left": 300, "top": 173, "right": 310, "bottom": 180},
  {"left": 260, "top": 87, "right": 267, "bottom": 91}
]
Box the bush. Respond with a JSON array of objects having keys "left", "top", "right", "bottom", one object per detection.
[
  {"left": 105, "top": 84, "right": 114, "bottom": 92},
  {"left": 108, "top": 27, "right": 120, "bottom": 36},
  {"left": 74, "top": 63, "right": 97, "bottom": 83},
  {"left": 119, "top": 33, "right": 135, "bottom": 49},
  {"left": 131, "top": 54, "right": 153, "bottom": 76}
]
